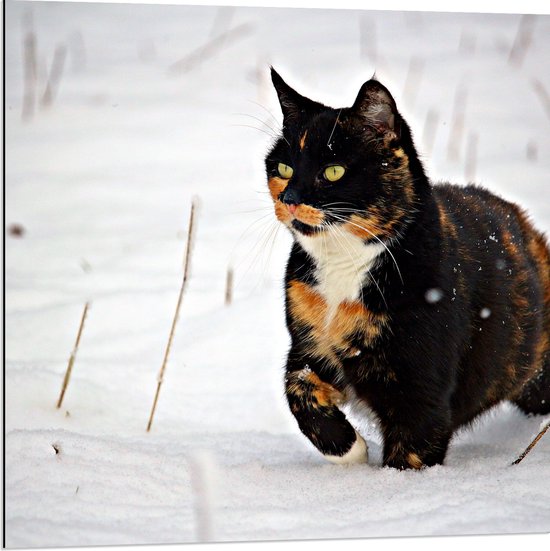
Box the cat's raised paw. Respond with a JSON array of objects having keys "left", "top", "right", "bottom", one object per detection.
[{"left": 324, "top": 432, "right": 368, "bottom": 465}]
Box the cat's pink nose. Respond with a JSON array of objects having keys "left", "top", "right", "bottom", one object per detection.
[{"left": 288, "top": 204, "right": 297, "bottom": 215}]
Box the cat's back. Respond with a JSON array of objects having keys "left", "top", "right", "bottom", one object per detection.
[
  {"left": 431, "top": 181, "right": 549, "bottom": 315},
  {"left": 432, "top": 182, "right": 549, "bottom": 280}
]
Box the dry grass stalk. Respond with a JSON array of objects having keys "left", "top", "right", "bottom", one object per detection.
[
  {"left": 56, "top": 302, "right": 90, "bottom": 409},
  {"left": 168, "top": 23, "right": 253, "bottom": 75},
  {"left": 511, "top": 421, "right": 550, "bottom": 466},
  {"left": 531, "top": 78, "right": 550, "bottom": 122},
  {"left": 209, "top": 5, "right": 235, "bottom": 39},
  {"left": 22, "top": 30, "right": 38, "bottom": 122},
  {"left": 447, "top": 84, "right": 468, "bottom": 162},
  {"left": 41, "top": 44, "right": 67, "bottom": 108},
  {"left": 421, "top": 108, "right": 439, "bottom": 157},
  {"left": 402, "top": 56, "right": 424, "bottom": 113},
  {"left": 508, "top": 14, "right": 536, "bottom": 67},
  {"left": 225, "top": 266, "right": 234, "bottom": 306},
  {"left": 146, "top": 200, "right": 198, "bottom": 432}
]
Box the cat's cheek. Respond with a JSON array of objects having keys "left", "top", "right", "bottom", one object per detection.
[
  {"left": 294, "top": 204, "right": 325, "bottom": 227},
  {"left": 268, "top": 176, "right": 289, "bottom": 201},
  {"left": 342, "top": 213, "right": 387, "bottom": 240}
]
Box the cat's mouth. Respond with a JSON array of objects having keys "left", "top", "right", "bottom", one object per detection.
[
  {"left": 282, "top": 203, "right": 326, "bottom": 236},
  {"left": 291, "top": 219, "right": 324, "bottom": 236}
]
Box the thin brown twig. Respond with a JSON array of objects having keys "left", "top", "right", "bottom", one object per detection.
[
  {"left": 56, "top": 302, "right": 90, "bottom": 409},
  {"left": 421, "top": 108, "right": 439, "bottom": 157},
  {"left": 146, "top": 200, "right": 198, "bottom": 431},
  {"left": 41, "top": 44, "right": 67, "bottom": 109},
  {"left": 209, "top": 5, "right": 235, "bottom": 39},
  {"left": 168, "top": 23, "right": 253, "bottom": 75},
  {"left": 402, "top": 56, "right": 425, "bottom": 113},
  {"left": 531, "top": 78, "right": 550, "bottom": 122},
  {"left": 508, "top": 14, "right": 536, "bottom": 67},
  {"left": 22, "top": 30, "right": 37, "bottom": 122},
  {"left": 447, "top": 84, "right": 468, "bottom": 163},
  {"left": 511, "top": 421, "right": 550, "bottom": 465}
]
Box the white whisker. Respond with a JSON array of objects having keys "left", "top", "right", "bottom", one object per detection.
[
  {"left": 328, "top": 211, "right": 404, "bottom": 285},
  {"left": 231, "top": 123, "right": 278, "bottom": 139},
  {"left": 234, "top": 112, "right": 281, "bottom": 136},
  {"left": 247, "top": 100, "right": 282, "bottom": 129}
]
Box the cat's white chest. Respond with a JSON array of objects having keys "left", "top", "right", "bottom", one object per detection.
[{"left": 295, "top": 229, "right": 384, "bottom": 311}]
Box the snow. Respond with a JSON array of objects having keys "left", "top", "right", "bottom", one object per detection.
[{"left": 4, "top": 0, "right": 550, "bottom": 548}]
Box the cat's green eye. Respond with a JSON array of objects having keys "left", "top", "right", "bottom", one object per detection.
[
  {"left": 324, "top": 165, "right": 346, "bottom": 182},
  {"left": 277, "top": 163, "right": 294, "bottom": 179}
]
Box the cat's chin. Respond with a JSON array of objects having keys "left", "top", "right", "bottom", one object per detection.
[{"left": 291, "top": 219, "right": 324, "bottom": 236}]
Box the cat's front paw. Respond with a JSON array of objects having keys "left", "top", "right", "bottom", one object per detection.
[{"left": 324, "top": 431, "right": 368, "bottom": 465}]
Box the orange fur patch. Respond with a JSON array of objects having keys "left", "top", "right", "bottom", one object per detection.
[
  {"left": 525, "top": 229, "right": 550, "bottom": 306},
  {"left": 342, "top": 213, "right": 386, "bottom": 240},
  {"left": 274, "top": 201, "right": 292, "bottom": 224},
  {"left": 437, "top": 203, "right": 458, "bottom": 240},
  {"left": 287, "top": 280, "right": 388, "bottom": 359},
  {"left": 305, "top": 371, "right": 343, "bottom": 407},
  {"left": 534, "top": 332, "right": 549, "bottom": 372},
  {"left": 407, "top": 452, "right": 423, "bottom": 469},
  {"left": 501, "top": 229, "right": 520, "bottom": 258},
  {"left": 294, "top": 204, "right": 324, "bottom": 226},
  {"left": 299, "top": 130, "right": 308, "bottom": 151},
  {"left": 285, "top": 369, "right": 343, "bottom": 409},
  {"left": 268, "top": 176, "right": 323, "bottom": 227},
  {"left": 268, "top": 176, "right": 288, "bottom": 202}
]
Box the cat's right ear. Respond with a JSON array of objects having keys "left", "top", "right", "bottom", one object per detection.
[
  {"left": 271, "top": 67, "right": 321, "bottom": 125},
  {"left": 352, "top": 79, "right": 400, "bottom": 138}
]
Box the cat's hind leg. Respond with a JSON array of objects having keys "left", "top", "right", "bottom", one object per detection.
[
  {"left": 513, "top": 361, "right": 550, "bottom": 416},
  {"left": 285, "top": 366, "right": 368, "bottom": 464}
]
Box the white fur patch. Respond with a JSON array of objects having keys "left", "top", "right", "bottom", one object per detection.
[
  {"left": 295, "top": 227, "right": 384, "bottom": 316},
  {"left": 324, "top": 431, "right": 369, "bottom": 465}
]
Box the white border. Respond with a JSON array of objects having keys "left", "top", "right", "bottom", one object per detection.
[{"left": 13, "top": 0, "right": 550, "bottom": 16}]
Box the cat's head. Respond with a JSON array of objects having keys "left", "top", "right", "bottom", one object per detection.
[{"left": 265, "top": 68, "right": 427, "bottom": 243}]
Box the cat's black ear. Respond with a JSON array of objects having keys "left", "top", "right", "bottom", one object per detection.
[
  {"left": 352, "top": 79, "right": 400, "bottom": 136},
  {"left": 271, "top": 67, "right": 322, "bottom": 124}
]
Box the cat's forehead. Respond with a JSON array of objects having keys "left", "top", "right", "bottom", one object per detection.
[
  {"left": 302, "top": 109, "right": 342, "bottom": 138},
  {"left": 291, "top": 109, "right": 353, "bottom": 155}
]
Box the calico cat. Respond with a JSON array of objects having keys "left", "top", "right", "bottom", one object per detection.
[{"left": 265, "top": 67, "right": 550, "bottom": 469}]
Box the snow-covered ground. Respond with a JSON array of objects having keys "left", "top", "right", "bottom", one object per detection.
[{"left": 4, "top": 1, "right": 550, "bottom": 547}]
